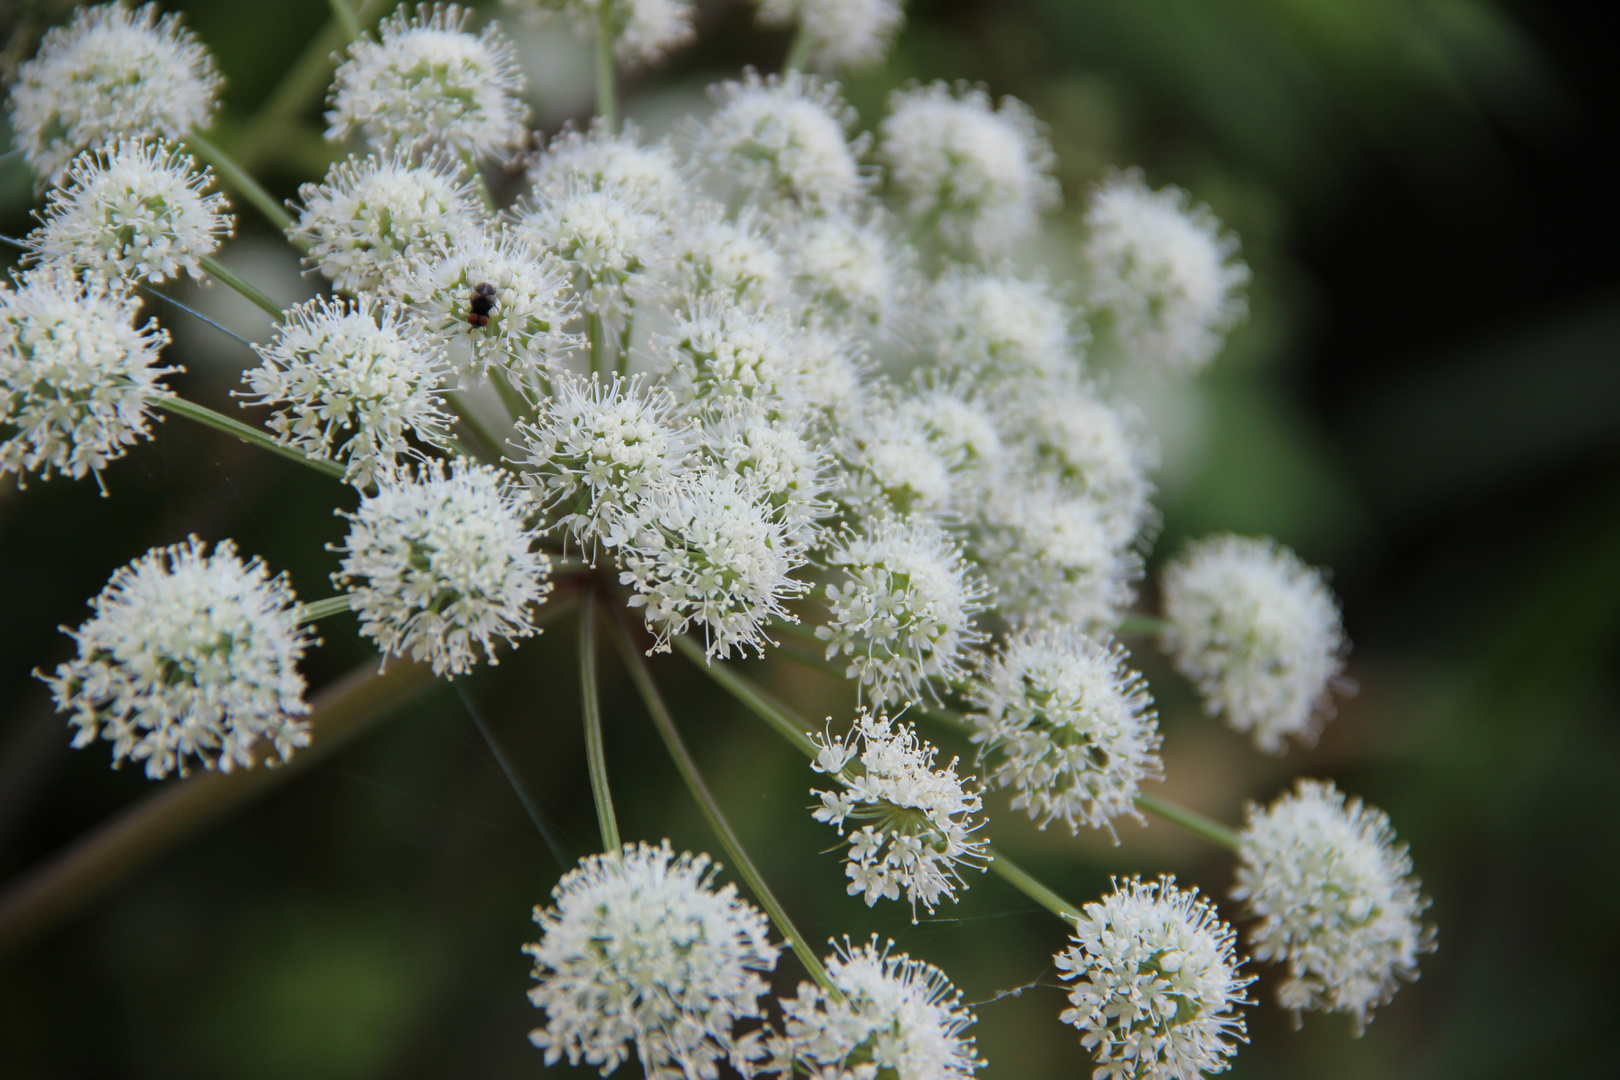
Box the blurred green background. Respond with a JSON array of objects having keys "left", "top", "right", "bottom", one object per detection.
[{"left": 2, "top": 0, "right": 1618, "bottom": 1077}]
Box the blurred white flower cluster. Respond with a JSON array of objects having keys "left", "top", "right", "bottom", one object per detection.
[{"left": 5, "top": 1, "right": 1436, "bottom": 1076}]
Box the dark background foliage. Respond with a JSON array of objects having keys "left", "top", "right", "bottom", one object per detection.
[{"left": 2, "top": 1, "right": 1617, "bottom": 1077}]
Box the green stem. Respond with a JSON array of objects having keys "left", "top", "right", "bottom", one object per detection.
[
  {"left": 458, "top": 149, "right": 496, "bottom": 215},
  {"left": 587, "top": 312, "right": 608, "bottom": 380},
  {"left": 157, "top": 397, "right": 346, "bottom": 481},
  {"left": 0, "top": 659, "right": 436, "bottom": 958},
  {"left": 442, "top": 390, "right": 506, "bottom": 464},
  {"left": 989, "top": 851, "right": 1082, "bottom": 922},
  {"left": 200, "top": 254, "right": 283, "bottom": 319},
  {"left": 615, "top": 310, "right": 634, "bottom": 378},
  {"left": 325, "top": 0, "right": 363, "bottom": 42},
  {"left": 1134, "top": 793, "right": 1241, "bottom": 851},
  {"left": 579, "top": 592, "right": 621, "bottom": 852},
  {"left": 185, "top": 131, "right": 294, "bottom": 234},
  {"left": 296, "top": 594, "right": 353, "bottom": 624},
  {"left": 489, "top": 368, "right": 529, "bottom": 428},
  {"left": 595, "top": 3, "right": 618, "bottom": 133},
  {"left": 672, "top": 636, "right": 820, "bottom": 758},
  {"left": 1117, "top": 614, "right": 1169, "bottom": 637},
  {"left": 782, "top": 26, "right": 815, "bottom": 73},
  {"left": 672, "top": 638, "right": 1090, "bottom": 927},
  {"left": 612, "top": 614, "right": 835, "bottom": 994}
]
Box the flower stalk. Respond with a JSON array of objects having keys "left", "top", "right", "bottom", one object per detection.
[
  {"left": 157, "top": 396, "right": 347, "bottom": 480},
  {"left": 184, "top": 131, "right": 294, "bottom": 234},
  {"left": 579, "top": 590, "right": 621, "bottom": 852}
]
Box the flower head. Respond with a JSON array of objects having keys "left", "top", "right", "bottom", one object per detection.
[
  {"left": 834, "top": 394, "right": 956, "bottom": 519},
  {"left": 1056, "top": 876, "right": 1250, "bottom": 1080},
  {"left": 811, "top": 710, "right": 988, "bottom": 919},
  {"left": 1081, "top": 171, "right": 1249, "bottom": 376},
  {"left": 973, "top": 482, "right": 1140, "bottom": 633},
  {"left": 1234, "top": 780, "right": 1434, "bottom": 1030},
  {"left": 289, "top": 150, "right": 487, "bottom": 295},
  {"left": 780, "top": 208, "right": 913, "bottom": 334},
  {"left": 754, "top": 0, "right": 906, "bottom": 71},
  {"left": 525, "top": 841, "right": 778, "bottom": 1080},
  {"left": 764, "top": 937, "right": 982, "bottom": 1080},
  {"left": 7, "top": 2, "right": 222, "bottom": 186},
  {"left": 1, "top": 266, "right": 174, "bottom": 489},
  {"left": 333, "top": 459, "right": 549, "bottom": 677},
  {"left": 669, "top": 206, "right": 791, "bottom": 310},
  {"left": 881, "top": 82, "right": 1059, "bottom": 261},
  {"left": 696, "top": 70, "right": 870, "bottom": 214},
  {"left": 656, "top": 294, "right": 811, "bottom": 418},
  {"left": 1159, "top": 535, "right": 1347, "bottom": 754},
  {"left": 238, "top": 297, "right": 453, "bottom": 488},
  {"left": 28, "top": 139, "right": 232, "bottom": 285},
  {"left": 924, "top": 267, "right": 1078, "bottom": 386},
  {"left": 700, "top": 407, "right": 834, "bottom": 547},
  {"left": 528, "top": 121, "right": 690, "bottom": 216},
  {"left": 508, "top": 0, "right": 695, "bottom": 66},
  {"left": 1004, "top": 379, "right": 1157, "bottom": 549},
  {"left": 518, "top": 372, "right": 695, "bottom": 552},
  {"left": 614, "top": 465, "right": 810, "bottom": 657},
  {"left": 968, "top": 629, "right": 1161, "bottom": 835},
  {"left": 510, "top": 177, "right": 672, "bottom": 321},
  {"left": 390, "top": 227, "right": 579, "bottom": 381},
  {"left": 818, "top": 516, "right": 987, "bottom": 706},
  {"left": 327, "top": 3, "right": 528, "bottom": 162},
  {"left": 40, "top": 537, "right": 311, "bottom": 780}
]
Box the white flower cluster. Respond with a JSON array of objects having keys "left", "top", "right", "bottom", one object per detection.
[
  {"left": 40, "top": 537, "right": 312, "bottom": 779},
  {"left": 239, "top": 296, "right": 454, "bottom": 487},
  {"left": 1082, "top": 170, "right": 1250, "bottom": 376},
  {"left": 509, "top": 0, "right": 696, "bottom": 66},
  {"left": 969, "top": 629, "right": 1162, "bottom": 836},
  {"left": 1234, "top": 780, "right": 1434, "bottom": 1031},
  {"left": 1057, "top": 876, "right": 1251, "bottom": 1080},
  {"left": 1160, "top": 534, "right": 1348, "bottom": 753},
  {"left": 332, "top": 459, "right": 551, "bottom": 676},
  {"left": 754, "top": 937, "right": 981, "bottom": 1080},
  {"left": 327, "top": 3, "right": 529, "bottom": 162},
  {"left": 525, "top": 841, "right": 778, "bottom": 1080},
  {"left": 6, "top": 2, "right": 222, "bottom": 186},
  {"left": 1, "top": 267, "right": 174, "bottom": 489},
  {"left": 811, "top": 710, "right": 988, "bottom": 919},
  {"left": 28, "top": 139, "right": 232, "bottom": 285},
  {"left": 754, "top": 0, "right": 906, "bottom": 71}
]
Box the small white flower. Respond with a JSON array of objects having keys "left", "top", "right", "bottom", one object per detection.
[
  {"left": 700, "top": 407, "right": 834, "bottom": 547},
  {"left": 389, "top": 227, "right": 580, "bottom": 382},
  {"left": 517, "top": 371, "right": 694, "bottom": 551},
  {"left": 7, "top": 2, "right": 222, "bottom": 186},
  {"left": 795, "top": 319, "right": 873, "bottom": 420},
  {"left": 669, "top": 206, "right": 791, "bottom": 310},
  {"left": 1003, "top": 378, "right": 1157, "bottom": 549},
  {"left": 27, "top": 139, "right": 232, "bottom": 286},
  {"left": 695, "top": 70, "right": 870, "bottom": 214},
  {"left": 1159, "top": 534, "right": 1348, "bottom": 754},
  {"left": 289, "top": 149, "right": 487, "bottom": 295},
  {"left": 1056, "top": 876, "right": 1251, "bottom": 1080},
  {"left": 819, "top": 515, "right": 987, "bottom": 706},
  {"left": 39, "top": 537, "right": 312, "bottom": 780},
  {"left": 333, "top": 458, "right": 549, "bottom": 677},
  {"left": 973, "top": 481, "right": 1140, "bottom": 633},
  {"left": 779, "top": 207, "right": 913, "bottom": 334},
  {"left": 656, "top": 294, "right": 811, "bottom": 418},
  {"left": 924, "top": 266, "right": 1078, "bottom": 386},
  {"left": 1, "top": 266, "right": 174, "bottom": 489},
  {"left": 238, "top": 296, "right": 453, "bottom": 488},
  {"left": 525, "top": 841, "right": 778, "bottom": 1080},
  {"left": 510, "top": 177, "right": 672, "bottom": 322},
  {"left": 810, "top": 710, "right": 988, "bottom": 919},
  {"left": 327, "top": 3, "right": 528, "bottom": 162},
  {"left": 528, "top": 121, "right": 690, "bottom": 217},
  {"left": 1081, "top": 170, "right": 1249, "bottom": 376},
  {"left": 898, "top": 379, "right": 1006, "bottom": 510},
  {"left": 1234, "top": 780, "right": 1434, "bottom": 1031},
  {"left": 755, "top": 0, "right": 906, "bottom": 70},
  {"left": 764, "top": 936, "right": 982, "bottom": 1080},
  {"left": 881, "top": 82, "right": 1059, "bottom": 261},
  {"left": 615, "top": 465, "right": 810, "bottom": 658},
  {"left": 968, "top": 629, "right": 1162, "bottom": 836}
]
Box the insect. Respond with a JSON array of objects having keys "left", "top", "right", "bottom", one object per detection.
[{"left": 467, "top": 282, "right": 497, "bottom": 328}]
